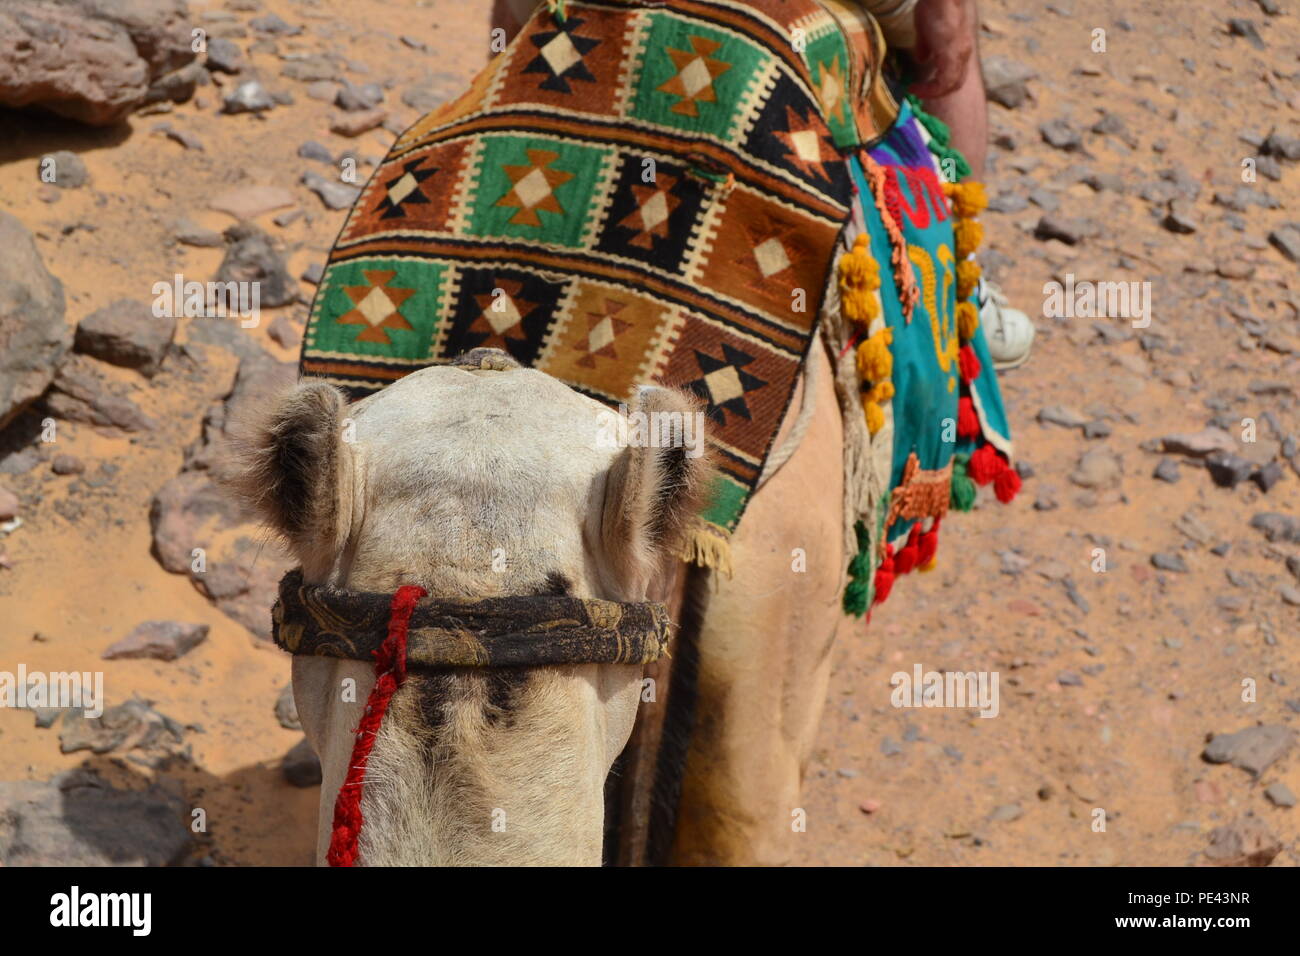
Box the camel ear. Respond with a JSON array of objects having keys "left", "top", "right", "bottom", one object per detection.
[
  {"left": 220, "top": 381, "right": 349, "bottom": 558},
  {"left": 601, "top": 386, "right": 713, "bottom": 589}
]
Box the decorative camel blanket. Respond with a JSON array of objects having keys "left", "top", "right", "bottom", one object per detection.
[{"left": 300, "top": 0, "right": 894, "bottom": 553}]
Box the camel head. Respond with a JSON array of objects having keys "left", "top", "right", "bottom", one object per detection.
[{"left": 223, "top": 349, "right": 710, "bottom": 865}]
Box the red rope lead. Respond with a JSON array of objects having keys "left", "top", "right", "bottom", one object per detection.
[{"left": 326, "top": 583, "right": 427, "bottom": 867}]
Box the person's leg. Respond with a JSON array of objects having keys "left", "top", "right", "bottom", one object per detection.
[{"left": 918, "top": 41, "right": 987, "bottom": 180}]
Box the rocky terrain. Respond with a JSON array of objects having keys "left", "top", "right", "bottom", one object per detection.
[{"left": 0, "top": 0, "right": 1297, "bottom": 866}]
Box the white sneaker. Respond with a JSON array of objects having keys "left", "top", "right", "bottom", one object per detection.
[{"left": 978, "top": 279, "right": 1035, "bottom": 371}]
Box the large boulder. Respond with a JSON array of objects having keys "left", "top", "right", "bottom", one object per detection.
[
  {"left": 0, "top": 769, "right": 192, "bottom": 866},
  {"left": 0, "top": 211, "right": 68, "bottom": 432},
  {"left": 0, "top": 0, "right": 196, "bottom": 125}
]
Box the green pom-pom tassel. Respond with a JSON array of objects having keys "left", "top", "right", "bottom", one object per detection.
[
  {"left": 905, "top": 94, "right": 973, "bottom": 182},
  {"left": 842, "top": 520, "right": 873, "bottom": 617},
  {"left": 950, "top": 453, "right": 976, "bottom": 512}
]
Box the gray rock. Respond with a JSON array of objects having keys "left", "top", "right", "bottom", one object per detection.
[
  {"left": 104, "top": 621, "right": 209, "bottom": 661},
  {"left": 0, "top": 771, "right": 191, "bottom": 866},
  {"left": 1151, "top": 552, "right": 1188, "bottom": 573},
  {"left": 1286, "top": 554, "right": 1300, "bottom": 581},
  {"left": 74, "top": 298, "right": 175, "bottom": 377},
  {"left": 335, "top": 79, "right": 383, "bottom": 111},
  {"left": 1163, "top": 199, "right": 1198, "bottom": 234},
  {"left": 1204, "top": 817, "right": 1281, "bottom": 866},
  {"left": 1203, "top": 725, "right": 1294, "bottom": 776},
  {"left": 301, "top": 170, "right": 361, "bottom": 211},
  {"left": 1154, "top": 459, "right": 1181, "bottom": 483},
  {"left": 1281, "top": 585, "right": 1300, "bottom": 607},
  {"left": 1069, "top": 447, "right": 1121, "bottom": 489},
  {"left": 1056, "top": 671, "right": 1084, "bottom": 687},
  {"left": 0, "top": 0, "right": 197, "bottom": 125},
  {"left": 1227, "top": 18, "right": 1265, "bottom": 49},
  {"left": 1160, "top": 427, "right": 1236, "bottom": 458},
  {"left": 41, "top": 355, "right": 155, "bottom": 431},
  {"left": 1261, "top": 131, "right": 1300, "bottom": 161},
  {"left": 1037, "top": 404, "right": 1088, "bottom": 429},
  {"left": 1253, "top": 460, "right": 1284, "bottom": 493},
  {"left": 267, "top": 313, "right": 301, "bottom": 348},
  {"left": 1039, "top": 118, "right": 1083, "bottom": 152},
  {"left": 59, "top": 698, "right": 189, "bottom": 765},
  {"left": 251, "top": 12, "right": 301, "bottom": 36},
  {"left": 1265, "top": 782, "right": 1296, "bottom": 807},
  {"left": 0, "top": 212, "right": 69, "bottom": 431},
  {"left": 215, "top": 223, "right": 297, "bottom": 308},
  {"left": 283, "top": 737, "right": 321, "bottom": 787},
  {"left": 172, "top": 218, "right": 224, "bottom": 247},
  {"left": 143, "top": 59, "right": 204, "bottom": 105},
  {"left": 221, "top": 79, "right": 274, "bottom": 114},
  {"left": 205, "top": 37, "right": 244, "bottom": 74},
  {"left": 988, "top": 803, "right": 1023, "bottom": 822},
  {"left": 275, "top": 684, "right": 301, "bottom": 730},
  {"left": 1268, "top": 227, "right": 1300, "bottom": 263},
  {"left": 280, "top": 55, "right": 339, "bottom": 83},
  {"left": 297, "top": 140, "right": 333, "bottom": 163},
  {"left": 1034, "top": 214, "right": 1098, "bottom": 245},
  {"left": 1205, "top": 450, "right": 1254, "bottom": 488},
  {"left": 50, "top": 453, "right": 83, "bottom": 475},
  {"left": 301, "top": 262, "right": 324, "bottom": 285},
  {"left": 149, "top": 470, "right": 243, "bottom": 573},
  {"left": 153, "top": 121, "right": 203, "bottom": 150},
  {"left": 982, "top": 54, "right": 1035, "bottom": 109},
  {"left": 38, "top": 150, "right": 88, "bottom": 189},
  {"left": 1213, "top": 186, "right": 1279, "bottom": 212}
]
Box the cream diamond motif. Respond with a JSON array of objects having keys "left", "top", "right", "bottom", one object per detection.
[
  {"left": 679, "top": 57, "right": 713, "bottom": 98},
  {"left": 753, "top": 237, "right": 791, "bottom": 278},
  {"left": 356, "top": 287, "right": 397, "bottom": 327},
  {"left": 588, "top": 317, "right": 616, "bottom": 352},
  {"left": 788, "top": 129, "right": 822, "bottom": 163},
  {"left": 703, "top": 365, "right": 745, "bottom": 404},
  {"left": 512, "top": 167, "right": 554, "bottom": 209},
  {"left": 540, "top": 32, "right": 582, "bottom": 76},
  {"left": 639, "top": 192, "right": 670, "bottom": 232},
  {"left": 484, "top": 298, "right": 523, "bottom": 334},
  {"left": 387, "top": 172, "right": 419, "bottom": 206}
]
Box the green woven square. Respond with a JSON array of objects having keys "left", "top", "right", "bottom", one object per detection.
[
  {"left": 308, "top": 258, "right": 444, "bottom": 360},
  {"left": 630, "top": 12, "right": 766, "bottom": 141},
  {"left": 466, "top": 134, "right": 610, "bottom": 249}
]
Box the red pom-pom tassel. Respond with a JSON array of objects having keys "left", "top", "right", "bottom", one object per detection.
[
  {"left": 994, "top": 464, "right": 1022, "bottom": 503},
  {"left": 917, "top": 518, "right": 940, "bottom": 566},
  {"left": 968, "top": 443, "right": 1003, "bottom": 485},
  {"left": 957, "top": 396, "right": 980, "bottom": 438},
  {"left": 958, "top": 345, "right": 981, "bottom": 384}
]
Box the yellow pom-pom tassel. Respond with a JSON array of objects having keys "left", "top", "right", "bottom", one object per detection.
[
  {"left": 855, "top": 328, "right": 894, "bottom": 382},
  {"left": 956, "top": 300, "right": 979, "bottom": 341},
  {"left": 945, "top": 181, "right": 987, "bottom": 218},
  {"left": 864, "top": 400, "right": 884, "bottom": 435},
  {"left": 867, "top": 380, "right": 895, "bottom": 403},
  {"left": 842, "top": 288, "right": 880, "bottom": 325},
  {"left": 919, "top": 555, "right": 938, "bottom": 572},
  {"left": 956, "top": 259, "right": 981, "bottom": 302},
  {"left": 953, "top": 218, "right": 983, "bottom": 260},
  {"left": 838, "top": 235, "right": 880, "bottom": 291}
]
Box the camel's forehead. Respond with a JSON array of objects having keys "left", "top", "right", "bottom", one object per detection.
[{"left": 349, "top": 365, "right": 619, "bottom": 474}]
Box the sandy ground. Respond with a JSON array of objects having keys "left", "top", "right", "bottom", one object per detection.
[{"left": 0, "top": 0, "right": 1297, "bottom": 866}]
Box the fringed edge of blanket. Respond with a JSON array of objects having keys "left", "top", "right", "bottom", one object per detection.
[{"left": 679, "top": 518, "right": 734, "bottom": 578}]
